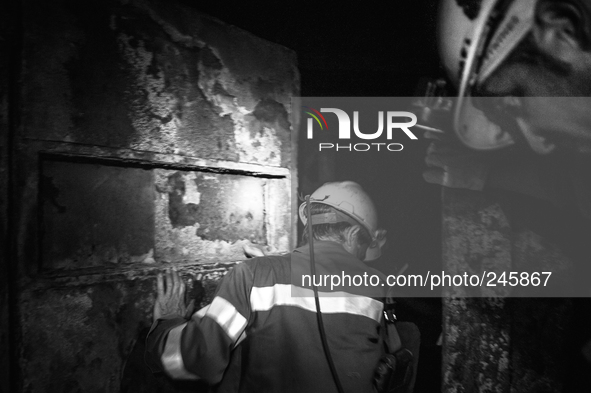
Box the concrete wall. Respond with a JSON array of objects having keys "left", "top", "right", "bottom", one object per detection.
[{"left": 6, "top": 0, "right": 299, "bottom": 391}]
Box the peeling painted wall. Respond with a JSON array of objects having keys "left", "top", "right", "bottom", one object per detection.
[{"left": 8, "top": 0, "right": 299, "bottom": 391}]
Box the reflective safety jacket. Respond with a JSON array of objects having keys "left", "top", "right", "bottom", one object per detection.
[{"left": 145, "top": 241, "right": 390, "bottom": 393}]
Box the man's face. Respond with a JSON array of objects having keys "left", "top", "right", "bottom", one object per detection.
[{"left": 475, "top": 10, "right": 591, "bottom": 154}]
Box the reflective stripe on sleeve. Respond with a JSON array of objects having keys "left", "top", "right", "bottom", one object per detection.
[
  {"left": 203, "top": 296, "right": 248, "bottom": 343},
  {"left": 161, "top": 323, "right": 200, "bottom": 380},
  {"left": 193, "top": 304, "right": 209, "bottom": 318},
  {"left": 191, "top": 302, "right": 248, "bottom": 348},
  {"left": 250, "top": 284, "right": 383, "bottom": 322}
]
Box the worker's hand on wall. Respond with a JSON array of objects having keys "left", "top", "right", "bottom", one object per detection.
[
  {"left": 243, "top": 243, "right": 280, "bottom": 258},
  {"left": 243, "top": 243, "right": 266, "bottom": 257},
  {"left": 153, "top": 267, "right": 196, "bottom": 322},
  {"left": 422, "top": 130, "right": 493, "bottom": 191}
]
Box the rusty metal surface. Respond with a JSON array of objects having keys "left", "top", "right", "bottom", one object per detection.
[
  {"left": 41, "top": 160, "right": 156, "bottom": 270},
  {"left": 21, "top": 0, "right": 296, "bottom": 169},
  {"left": 442, "top": 189, "right": 512, "bottom": 393},
  {"left": 20, "top": 267, "right": 223, "bottom": 393},
  {"left": 12, "top": 0, "right": 300, "bottom": 391},
  {"left": 441, "top": 188, "right": 587, "bottom": 393},
  {"left": 39, "top": 160, "right": 288, "bottom": 270}
]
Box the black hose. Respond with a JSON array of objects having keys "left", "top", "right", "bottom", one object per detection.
[{"left": 306, "top": 196, "right": 345, "bottom": 393}]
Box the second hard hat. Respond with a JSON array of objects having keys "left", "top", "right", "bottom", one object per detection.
[{"left": 299, "top": 181, "right": 386, "bottom": 261}]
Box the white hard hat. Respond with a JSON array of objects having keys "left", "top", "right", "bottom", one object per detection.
[
  {"left": 299, "top": 181, "right": 386, "bottom": 261},
  {"left": 438, "top": 0, "right": 536, "bottom": 150}
]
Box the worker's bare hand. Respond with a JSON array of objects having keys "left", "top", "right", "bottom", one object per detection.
[
  {"left": 243, "top": 243, "right": 279, "bottom": 258},
  {"left": 243, "top": 243, "right": 267, "bottom": 258},
  {"left": 153, "top": 267, "right": 195, "bottom": 322}
]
